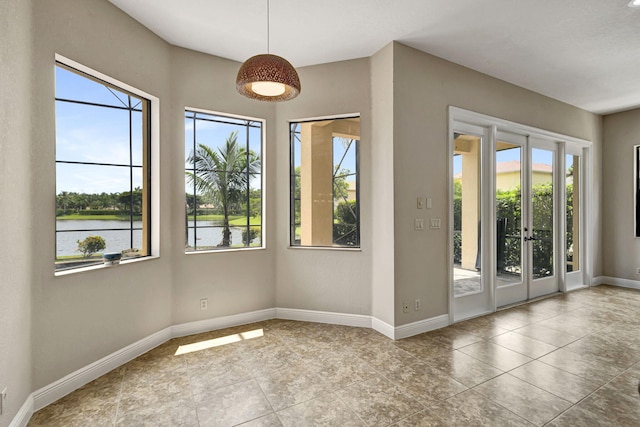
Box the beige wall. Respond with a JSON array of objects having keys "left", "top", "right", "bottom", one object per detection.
[
  {"left": 29, "top": 0, "right": 280, "bottom": 389},
  {"left": 169, "top": 46, "right": 277, "bottom": 324},
  {"left": 274, "top": 58, "right": 373, "bottom": 315},
  {"left": 1, "top": 2, "right": 609, "bottom": 420},
  {"left": 390, "top": 42, "right": 602, "bottom": 325},
  {"left": 370, "top": 43, "right": 396, "bottom": 326},
  {"left": 0, "top": 0, "right": 33, "bottom": 424},
  {"left": 602, "top": 109, "right": 640, "bottom": 280},
  {"left": 31, "top": 0, "right": 175, "bottom": 389}
]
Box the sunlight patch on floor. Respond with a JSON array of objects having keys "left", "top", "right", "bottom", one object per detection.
[{"left": 174, "top": 328, "right": 264, "bottom": 355}]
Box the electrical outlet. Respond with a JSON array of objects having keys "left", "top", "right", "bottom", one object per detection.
[
  {"left": 1, "top": 387, "right": 7, "bottom": 416},
  {"left": 402, "top": 301, "right": 409, "bottom": 313},
  {"left": 415, "top": 218, "right": 424, "bottom": 230},
  {"left": 200, "top": 298, "right": 208, "bottom": 310},
  {"left": 415, "top": 299, "right": 421, "bottom": 311},
  {"left": 636, "top": 268, "right": 640, "bottom": 275}
]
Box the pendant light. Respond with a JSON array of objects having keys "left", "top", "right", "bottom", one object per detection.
[{"left": 236, "top": 0, "right": 301, "bottom": 101}]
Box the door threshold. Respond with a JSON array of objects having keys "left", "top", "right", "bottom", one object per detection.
[{"left": 497, "top": 291, "right": 563, "bottom": 311}]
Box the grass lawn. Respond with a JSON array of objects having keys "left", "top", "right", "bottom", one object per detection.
[
  {"left": 56, "top": 254, "right": 102, "bottom": 261},
  {"left": 57, "top": 214, "right": 140, "bottom": 220},
  {"left": 187, "top": 214, "right": 261, "bottom": 226},
  {"left": 58, "top": 213, "right": 261, "bottom": 226}
]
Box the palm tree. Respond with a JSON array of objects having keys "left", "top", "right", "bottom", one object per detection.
[{"left": 186, "top": 131, "right": 260, "bottom": 247}]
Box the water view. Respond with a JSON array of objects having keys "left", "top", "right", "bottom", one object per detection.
[
  {"left": 56, "top": 219, "right": 143, "bottom": 257},
  {"left": 56, "top": 220, "right": 252, "bottom": 257}
]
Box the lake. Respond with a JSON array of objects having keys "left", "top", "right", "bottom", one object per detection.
[{"left": 56, "top": 219, "right": 249, "bottom": 256}]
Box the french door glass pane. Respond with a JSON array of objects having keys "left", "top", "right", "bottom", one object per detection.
[
  {"left": 532, "top": 148, "right": 554, "bottom": 279},
  {"left": 495, "top": 142, "right": 522, "bottom": 287},
  {"left": 566, "top": 154, "right": 580, "bottom": 272},
  {"left": 453, "top": 134, "right": 482, "bottom": 297}
]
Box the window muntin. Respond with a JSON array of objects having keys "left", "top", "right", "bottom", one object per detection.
[
  {"left": 55, "top": 63, "right": 151, "bottom": 271},
  {"left": 290, "top": 117, "right": 360, "bottom": 248},
  {"left": 185, "top": 110, "right": 263, "bottom": 252}
]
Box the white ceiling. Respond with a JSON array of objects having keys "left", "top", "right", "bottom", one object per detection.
[{"left": 109, "top": 0, "right": 640, "bottom": 114}]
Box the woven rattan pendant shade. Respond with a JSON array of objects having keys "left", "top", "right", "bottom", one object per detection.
[
  {"left": 236, "top": 0, "right": 300, "bottom": 101},
  {"left": 236, "top": 53, "right": 301, "bottom": 102}
]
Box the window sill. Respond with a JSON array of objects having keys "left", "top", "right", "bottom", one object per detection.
[
  {"left": 185, "top": 247, "right": 266, "bottom": 255},
  {"left": 54, "top": 255, "right": 159, "bottom": 277},
  {"left": 287, "top": 245, "right": 361, "bottom": 252}
]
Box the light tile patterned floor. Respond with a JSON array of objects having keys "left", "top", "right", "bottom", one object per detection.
[{"left": 28, "top": 285, "right": 640, "bottom": 426}]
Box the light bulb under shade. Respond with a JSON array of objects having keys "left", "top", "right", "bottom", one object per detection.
[
  {"left": 630, "top": 0, "right": 640, "bottom": 7},
  {"left": 236, "top": 54, "right": 301, "bottom": 102},
  {"left": 251, "top": 81, "right": 286, "bottom": 97}
]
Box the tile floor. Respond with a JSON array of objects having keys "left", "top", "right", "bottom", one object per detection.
[{"left": 28, "top": 285, "right": 640, "bottom": 426}]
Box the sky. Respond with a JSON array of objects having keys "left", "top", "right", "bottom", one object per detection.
[
  {"left": 56, "top": 63, "right": 355, "bottom": 197},
  {"left": 56, "top": 65, "right": 264, "bottom": 196},
  {"left": 55, "top": 65, "right": 144, "bottom": 195}
]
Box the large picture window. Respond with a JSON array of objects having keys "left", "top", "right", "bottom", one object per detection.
[
  {"left": 55, "top": 62, "right": 151, "bottom": 271},
  {"left": 290, "top": 116, "right": 360, "bottom": 248},
  {"left": 185, "top": 110, "right": 263, "bottom": 251}
]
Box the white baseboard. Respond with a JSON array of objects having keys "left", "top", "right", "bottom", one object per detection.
[
  {"left": 593, "top": 276, "right": 640, "bottom": 290},
  {"left": 14, "top": 278, "right": 640, "bottom": 425},
  {"left": 32, "top": 326, "right": 171, "bottom": 412},
  {"left": 8, "top": 395, "right": 33, "bottom": 427},
  {"left": 14, "top": 307, "right": 451, "bottom": 426},
  {"left": 371, "top": 317, "right": 395, "bottom": 339},
  {"left": 372, "top": 314, "right": 450, "bottom": 340},
  {"left": 171, "top": 308, "right": 276, "bottom": 338},
  {"left": 393, "top": 314, "right": 450, "bottom": 340},
  {"left": 276, "top": 308, "right": 371, "bottom": 328}
]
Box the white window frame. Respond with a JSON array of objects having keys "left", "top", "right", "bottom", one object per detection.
[
  {"left": 54, "top": 54, "right": 160, "bottom": 276},
  {"left": 184, "top": 107, "right": 266, "bottom": 254}
]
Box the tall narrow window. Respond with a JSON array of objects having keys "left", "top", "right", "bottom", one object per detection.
[
  {"left": 290, "top": 117, "right": 360, "bottom": 248},
  {"left": 566, "top": 154, "right": 580, "bottom": 272},
  {"left": 185, "top": 110, "right": 263, "bottom": 251},
  {"left": 55, "top": 62, "right": 151, "bottom": 271}
]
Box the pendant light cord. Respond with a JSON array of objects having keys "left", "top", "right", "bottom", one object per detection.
[{"left": 267, "top": 0, "right": 270, "bottom": 54}]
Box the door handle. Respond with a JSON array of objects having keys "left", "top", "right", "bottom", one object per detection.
[{"left": 524, "top": 236, "right": 538, "bottom": 242}]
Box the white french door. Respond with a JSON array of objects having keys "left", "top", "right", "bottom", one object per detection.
[
  {"left": 495, "top": 134, "right": 559, "bottom": 307},
  {"left": 449, "top": 107, "right": 591, "bottom": 322},
  {"left": 451, "top": 122, "right": 494, "bottom": 321}
]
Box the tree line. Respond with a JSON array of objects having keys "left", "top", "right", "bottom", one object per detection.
[{"left": 56, "top": 188, "right": 143, "bottom": 216}]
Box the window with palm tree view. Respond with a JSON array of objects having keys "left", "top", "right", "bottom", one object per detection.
[
  {"left": 290, "top": 117, "right": 360, "bottom": 248},
  {"left": 55, "top": 62, "right": 151, "bottom": 271},
  {"left": 185, "top": 110, "right": 263, "bottom": 251}
]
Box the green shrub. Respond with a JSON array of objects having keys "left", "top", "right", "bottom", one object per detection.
[
  {"left": 76, "top": 236, "right": 106, "bottom": 258},
  {"left": 333, "top": 223, "right": 358, "bottom": 246},
  {"left": 242, "top": 227, "right": 260, "bottom": 245},
  {"left": 454, "top": 183, "right": 559, "bottom": 276},
  {"left": 335, "top": 200, "right": 357, "bottom": 224}
]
